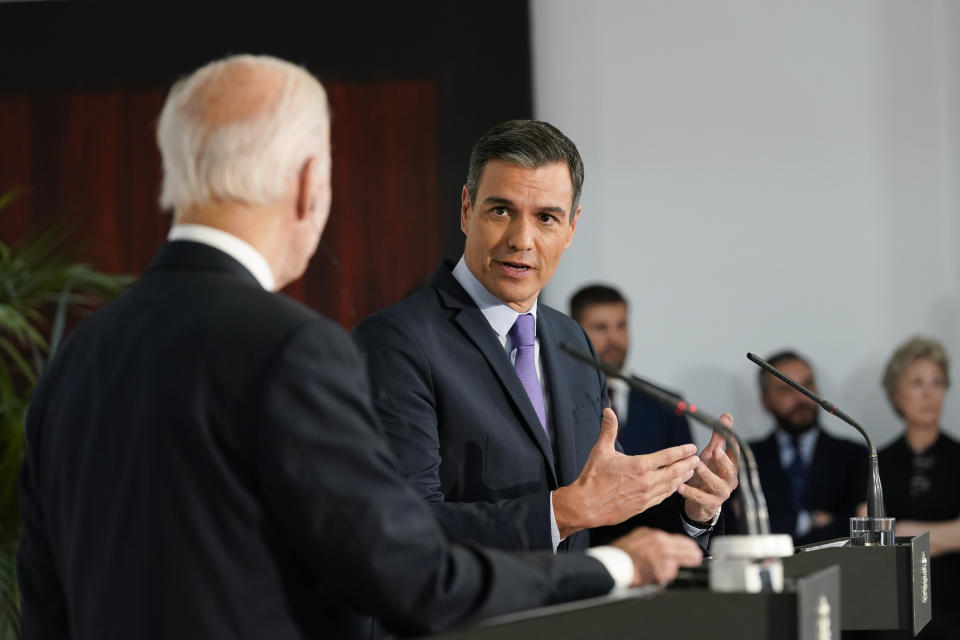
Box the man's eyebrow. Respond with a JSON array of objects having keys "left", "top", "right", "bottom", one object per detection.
[
  {"left": 537, "top": 205, "right": 567, "bottom": 215},
  {"left": 482, "top": 196, "right": 567, "bottom": 215}
]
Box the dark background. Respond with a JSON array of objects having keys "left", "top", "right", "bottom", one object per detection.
[{"left": 0, "top": 1, "right": 534, "bottom": 327}]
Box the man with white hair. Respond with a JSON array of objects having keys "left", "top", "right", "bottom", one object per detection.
[{"left": 17, "top": 55, "right": 703, "bottom": 639}]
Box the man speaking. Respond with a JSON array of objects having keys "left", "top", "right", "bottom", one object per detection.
[
  {"left": 354, "top": 120, "right": 738, "bottom": 554},
  {"left": 17, "top": 56, "right": 702, "bottom": 639}
]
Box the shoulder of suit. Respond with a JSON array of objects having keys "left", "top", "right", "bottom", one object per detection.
[
  {"left": 162, "top": 275, "right": 351, "bottom": 358},
  {"left": 538, "top": 303, "right": 587, "bottom": 337},
  {"left": 355, "top": 285, "right": 441, "bottom": 333},
  {"left": 220, "top": 281, "right": 328, "bottom": 334},
  {"left": 936, "top": 431, "right": 960, "bottom": 453}
]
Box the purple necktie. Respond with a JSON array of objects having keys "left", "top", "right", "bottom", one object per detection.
[{"left": 509, "top": 314, "right": 547, "bottom": 434}]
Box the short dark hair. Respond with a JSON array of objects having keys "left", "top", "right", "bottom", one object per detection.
[
  {"left": 569, "top": 284, "right": 627, "bottom": 322},
  {"left": 758, "top": 350, "right": 812, "bottom": 395},
  {"left": 465, "top": 119, "right": 584, "bottom": 219}
]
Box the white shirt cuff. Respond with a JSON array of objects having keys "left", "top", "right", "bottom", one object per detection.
[
  {"left": 586, "top": 546, "right": 634, "bottom": 591},
  {"left": 549, "top": 491, "right": 561, "bottom": 552},
  {"left": 682, "top": 505, "right": 721, "bottom": 538},
  {"left": 796, "top": 509, "right": 812, "bottom": 537}
]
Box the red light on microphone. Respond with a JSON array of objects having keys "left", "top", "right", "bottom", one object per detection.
[
  {"left": 675, "top": 400, "right": 687, "bottom": 416},
  {"left": 689, "top": 404, "right": 698, "bottom": 413}
]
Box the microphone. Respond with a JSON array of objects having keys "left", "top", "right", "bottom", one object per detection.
[
  {"left": 745, "top": 352, "right": 885, "bottom": 520},
  {"left": 559, "top": 342, "right": 770, "bottom": 536}
]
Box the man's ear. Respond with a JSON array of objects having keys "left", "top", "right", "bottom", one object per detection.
[
  {"left": 296, "top": 157, "right": 318, "bottom": 221},
  {"left": 460, "top": 185, "right": 472, "bottom": 235},
  {"left": 563, "top": 205, "right": 582, "bottom": 249}
]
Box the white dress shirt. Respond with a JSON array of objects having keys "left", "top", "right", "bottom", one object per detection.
[
  {"left": 451, "top": 258, "right": 551, "bottom": 432},
  {"left": 451, "top": 257, "right": 633, "bottom": 590},
  {"left": 167, "top": 224, "right": 276, "bottom": 291},
  {"left": 607, "top": 376, "right": 631, "bottom": 426}
]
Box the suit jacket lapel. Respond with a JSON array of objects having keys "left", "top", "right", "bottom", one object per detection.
[
  {"left": 757, "top": 433, "right": 791, "bottom": 498},
  {"left": 431, "top": 265, "right": 558, "bottom": 486},
  {"left": 537, "top": 312, "right": 578, "bottom": 487}
]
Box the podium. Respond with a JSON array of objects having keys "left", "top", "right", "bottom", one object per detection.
[
  {"left": 428, "top": 565, "right": 840, "bottom": 639},
  {"left": 781, "top": 533, "right": 931, "bottom": 635}
]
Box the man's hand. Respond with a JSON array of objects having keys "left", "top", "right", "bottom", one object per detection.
[
  {"left": 611, "top": 526, "right": 703, "bottom": 586},
  {"left": 553, "top": 409, "right": 699, "bottom": 539},
  {"left": 677, "top": 412, "right": 739, "bottom": 523}
]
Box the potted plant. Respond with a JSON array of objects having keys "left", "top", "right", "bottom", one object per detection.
[{"left": 0, "top": 189, "right": 133, "bottom": 637}]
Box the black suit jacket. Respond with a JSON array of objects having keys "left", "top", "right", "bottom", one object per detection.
[
  {"left": 748, "top": 427, "right": 867, "bottom": 545},
  {"left": 354, "top": 262, "right": 608, "bottom": 552},
  {"left": 18, "top": 242, "right": 613, "bottom": 640}
]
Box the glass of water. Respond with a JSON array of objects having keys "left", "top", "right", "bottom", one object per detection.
[{"left": 849, "top": 517, "right": 896, "bottom": 546}]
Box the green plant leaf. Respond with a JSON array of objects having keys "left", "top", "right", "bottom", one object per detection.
[
  {"left": 0, "top": 307, "right": 47, "bottom": 353},
  {"left": 47, "top": 280, "right": 74, "bottom": 359},
  {"left": 0, "top": 339, "right": 36, "bottom": 387},
  {"left": 0, "top": 188, "right": 133, "bottom": 633},
  {"left": 0, "top": 189, "right": 24, "bottom": 214}
]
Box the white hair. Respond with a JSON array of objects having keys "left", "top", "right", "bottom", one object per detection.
[{"left": 156, "top": 54, "right": 329, "bottom": 212}]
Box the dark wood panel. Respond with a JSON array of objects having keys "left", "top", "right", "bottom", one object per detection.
[
  {"left": 310, "top": 82, "right": 440, "bottom": 326},
  {"left": 0, "top": 89, "right": 170, "bottom": 273},
  {"left": 0, "top": 1, "right": 532, "bottom": 327},
  {"left": 0, "top": 81, "right": 439, "bottom": 329},
  {"left": 0, "top": 95, "right": 33, "bottom": 241}
]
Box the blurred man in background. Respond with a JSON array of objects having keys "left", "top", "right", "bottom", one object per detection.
[{"left": 749, "top": 350, "right": 866, "bottom": 544}]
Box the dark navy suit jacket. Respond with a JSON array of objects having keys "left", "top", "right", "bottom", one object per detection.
[
  {"left": 18, "top": 243, "right": 613, "bottom": 640},
  {"left": 748, "top": 427, "right": 867, "bottom": 545},
  {"left": 354, "top": 262, "right": 608, "bottom": 552}
]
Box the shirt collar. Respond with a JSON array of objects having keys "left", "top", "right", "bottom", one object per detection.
[
  {"left": 451, "top": 256, "right": 538, "bottom": 339},
  {"left": 776, "top": 425, "right": 820, "bottom": 463},
  {"left": 607, "top": 376, "right": 630, "bottom": 394},
  {"left": 167, "top": 224, "right": 276, "bottom": 291}
]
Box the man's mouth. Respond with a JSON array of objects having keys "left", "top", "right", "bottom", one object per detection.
[{"left": 497, "top": 260, "right": 534, "bottom": 273}]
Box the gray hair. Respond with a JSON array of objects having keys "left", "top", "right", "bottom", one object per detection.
[
  {"left": 157, "top": 54, "right": 329, "bottom": 213},
  {"left": 465, "top": 120, "right": 584, "bottom": 219},
  {"left": 882, "top": 335, "right": 950, "bottom": 417}
]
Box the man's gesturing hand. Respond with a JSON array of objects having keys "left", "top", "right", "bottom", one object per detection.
[
  {"left": 553, "top": 408, "right": 699, "bottom": 539},
  {"left": 677, "top": 412, "right": 739, "bottom": 523},
  {"left": 611, "top": 526, "right": 703, "bottom": 586}
]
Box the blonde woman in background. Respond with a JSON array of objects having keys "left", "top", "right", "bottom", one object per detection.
[{"left": 877, "top": 336, "right": 960, "bottom": 639}]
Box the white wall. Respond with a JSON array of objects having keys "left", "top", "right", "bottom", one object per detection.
[{"left": 532, "top": 0, "right": 960, "bottom": 449}]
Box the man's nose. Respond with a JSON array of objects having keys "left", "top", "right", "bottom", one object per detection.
[{"left": 505, "top": 215, "right": 535, "bottom": 251}]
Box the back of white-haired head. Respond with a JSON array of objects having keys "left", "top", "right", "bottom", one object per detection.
[{"left": 157, "top": 54, "right": 329, "bottom": 213}]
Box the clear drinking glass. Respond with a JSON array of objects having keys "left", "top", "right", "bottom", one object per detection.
[{"left": 849, "top": 517, "right": 896, "bottom": 546}]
